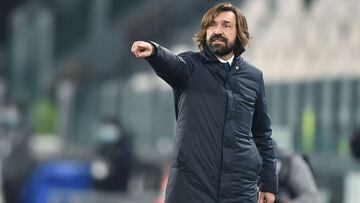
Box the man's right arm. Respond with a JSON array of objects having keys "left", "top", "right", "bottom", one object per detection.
[{"left": 131, "top": 41, "right": 191, "bottom": 89}]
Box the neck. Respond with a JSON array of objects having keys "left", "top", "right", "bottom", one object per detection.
[{"left": 217, "top": 52, "right": 234, "bottom": 61}]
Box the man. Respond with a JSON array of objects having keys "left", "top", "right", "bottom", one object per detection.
[{"left": 131, "top": 3, "right": 277, "bottom": 203}]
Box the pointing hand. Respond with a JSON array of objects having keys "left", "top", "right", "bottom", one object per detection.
[{"left": 131, "top": 41, "right": 155, "bottom": 58}]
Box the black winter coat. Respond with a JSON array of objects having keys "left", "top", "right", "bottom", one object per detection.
[{"left": 146, "top": 42, "right": 278, "bottom": 203}]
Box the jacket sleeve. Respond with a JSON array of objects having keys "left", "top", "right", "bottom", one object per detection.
[
  {"left": 145, "top": 42, "right": 192, "bottom": 89},
  {"left": 252, "top": 72, "right": 278, "bottom": 194}
]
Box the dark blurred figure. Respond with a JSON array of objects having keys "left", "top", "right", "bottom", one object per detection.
[
  {"left": 91, "top": 117, "right": 133, "bottom": 192},
  {"left": 303, "top": 0, "right": 315, "bottom": 11},
  {"left": 350, "top": 129, "right": 360, "bottom": 160},
  {"left": 0, "top": 0, "right": 26, "bottom": 76},
  {"left": 0, "top": 98, "right": 36, "bottom": 203},
  {"left": 0, "top": 0, "right": 25, "bottom": 44},
  {"left": 276, "top": 148, "right": 319, "bottom": 203}
]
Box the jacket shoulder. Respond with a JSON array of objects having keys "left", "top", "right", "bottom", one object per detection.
[
  {"left": 241, "top": 60, "right": 263, "bottom": 76},
  {"left": 240, "top": 60, "right": 265, "bottom": 82}
]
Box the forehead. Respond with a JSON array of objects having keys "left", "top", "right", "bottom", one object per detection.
[{"left": 213, "top": 11, "right": 236, "bottom": 23}]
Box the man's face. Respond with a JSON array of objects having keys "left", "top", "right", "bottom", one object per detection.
[{"left": 206, "top": 11, "right": 237, "bottom": 57}]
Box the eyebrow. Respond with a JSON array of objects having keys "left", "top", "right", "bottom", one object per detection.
[{"left": 212, "top": 19, "right": 232, "bottom": 24}]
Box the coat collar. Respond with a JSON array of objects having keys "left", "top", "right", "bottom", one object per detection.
[
  {"left": 199, "top": 45, "right": 245, "bottom": 64},
  {"left": 199, "top": 46, "right": 245, "bottom": 82}
]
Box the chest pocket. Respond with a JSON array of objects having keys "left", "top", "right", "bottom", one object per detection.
[
  {"left": 235, "top": 93, "right": 256, "bottom": 112},
  {"left": 231, "top": 88, "right": 257, "bottom": 136},
  {"left": 230, "top": 75, "right": 258, "bottom": 111}
]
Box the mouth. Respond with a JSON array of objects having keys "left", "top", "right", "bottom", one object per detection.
[
  {"left": 212, "top": 39, "right": 225, "bottom": 44},
  {"left": 210, "top": 36, "right": 227, "bottom": 45},
  {"left": 210, "top": 40, "right": 226, "bottom": 47}
]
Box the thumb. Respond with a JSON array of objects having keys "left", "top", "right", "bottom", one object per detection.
[
  {"left": 138, "top": 51, "right": 151, "bottom": 58},
  {"left": 258, "top": 192, "right": 264, "bottom": 203}
]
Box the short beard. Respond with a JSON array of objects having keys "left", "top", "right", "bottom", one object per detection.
[{"left": 206, "top": 35, "right": 235, "bottom": 57}]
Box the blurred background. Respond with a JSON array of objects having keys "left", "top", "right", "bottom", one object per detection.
[{"left": 0, "top": 0, "right": 359, "bottom": 202}]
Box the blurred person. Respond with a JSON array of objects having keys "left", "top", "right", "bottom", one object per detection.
[
  {"left": 0, "top": 0, "right": 26, "bottom": 76},
  {"left": 91, "top": 117, "right": 133, "bottom": 192},
  {"left": 0, "top": 98, "right": 36, "bottom": 203},
  {"left": 131, "top": 2, "right": 277, "bottom": 203},
  {"left": 350, "top": 129, "right": 360, "bottom": 160},
  {"left": 0, "top": 0, "right": 26, "bottom": 45},
  {"left": 276, "top": 148, "right": 319, "bottom": 203},
  {"left": 0, "top": 98, "right": 32, "bottom": 157}
]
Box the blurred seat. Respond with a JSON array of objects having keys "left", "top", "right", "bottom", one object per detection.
[
  {"left": 242, "top": 0, "right": 360, "bottom": 82},
  {"left": 20, "top": 160, "right": 92, "bottom": 203}
]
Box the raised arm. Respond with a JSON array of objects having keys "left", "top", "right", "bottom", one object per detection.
[{"left": 131, "top": 41, "right": 191, "bottom": 89}]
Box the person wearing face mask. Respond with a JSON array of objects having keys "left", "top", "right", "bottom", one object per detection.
[
  {"left": 91, "top": 117, "right": 133, "bottom": 192},
  {"left": 1, "top": 99, "right": 35, "bottom": 203},
  {"left": 130, "top": 2, "right": 277, "bottom": 203}
]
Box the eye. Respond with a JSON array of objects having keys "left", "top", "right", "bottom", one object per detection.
[
  {"left": 224, "top": 24, "right": 231, "bottom": 29},
  {"left": 209, "top": 22, "right": 216, "bottom": 28}
]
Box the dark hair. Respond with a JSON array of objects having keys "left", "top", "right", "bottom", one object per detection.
[{"left": 193, "top": 2, "right": 250, "bottom": 56}]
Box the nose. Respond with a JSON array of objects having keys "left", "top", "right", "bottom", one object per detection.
[{"left": 213, "top": 25, "right": 224, "bottom": 34}]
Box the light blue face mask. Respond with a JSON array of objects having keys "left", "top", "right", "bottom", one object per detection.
[
  {"left": 5, "top": 108, "right": 20, "bottom": 128},
  {"left": 97, "top": 124, "right": 120, "bottom": 144}
]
